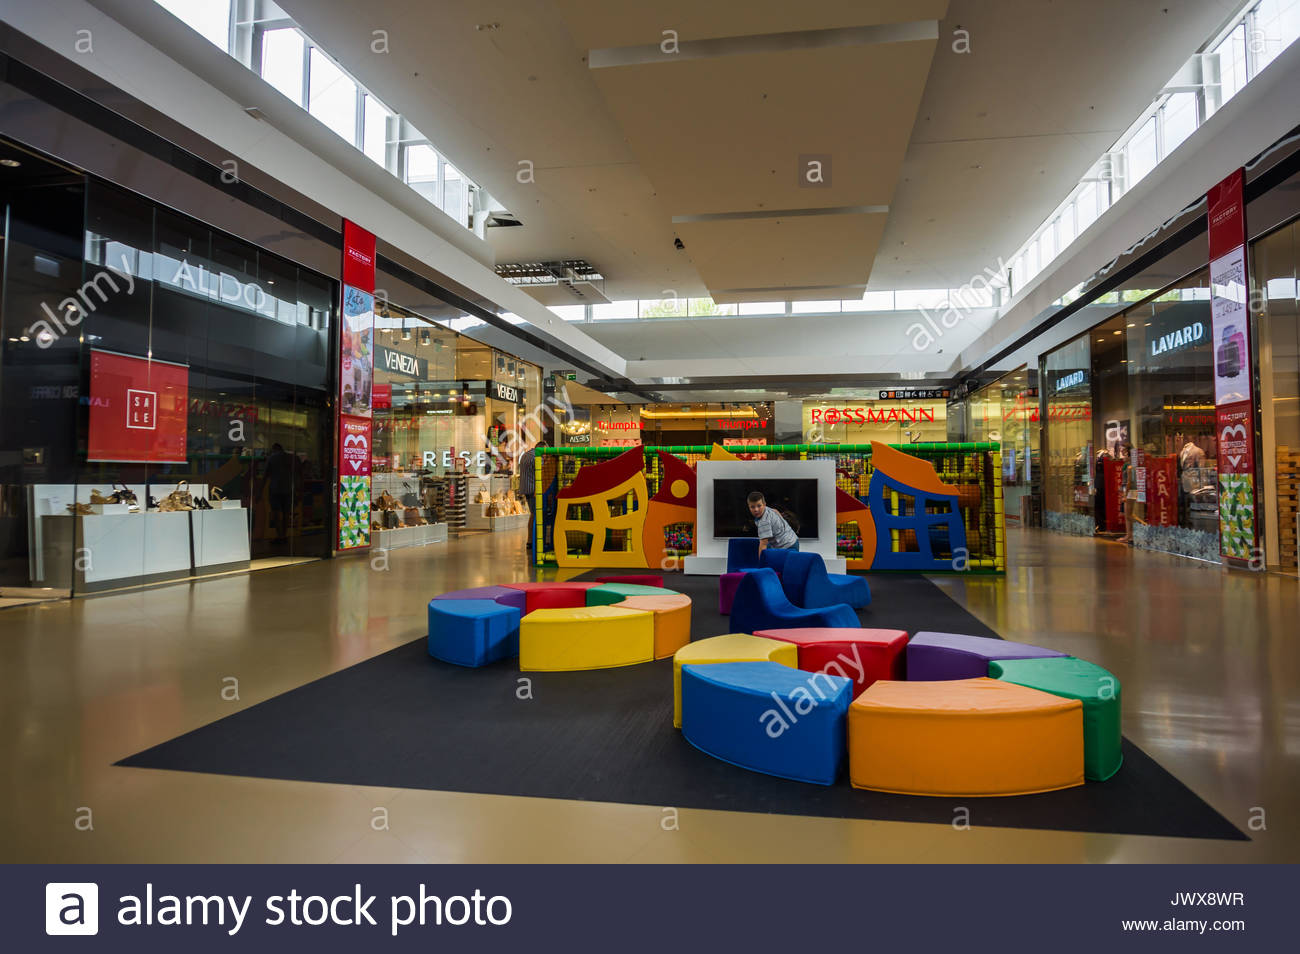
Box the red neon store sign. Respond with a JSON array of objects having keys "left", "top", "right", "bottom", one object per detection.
[{"left": 811, "top": 407, "right": 937, "bottom": 424}]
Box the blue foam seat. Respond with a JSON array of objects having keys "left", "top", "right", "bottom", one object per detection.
[
  {"left": 726, "top": 537, "right": 761, "bottom": 572},
  {"left": 758, "top": 548, "right": 795, "bottom": 574},
  {"left": 780, "top": 551, "right": 871, "bottom": 610},
  {"left": 729, "top": 567, "right": 858, "bottom": 634},
  {"left": 427, "top": 598, "right": 521, "bottom": 667},
  {"left": 680, "top": 660, "right": 852, "bottom": 785}
]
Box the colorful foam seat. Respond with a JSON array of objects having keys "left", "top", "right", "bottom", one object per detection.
[
  {"left": 518, "top": 605, "right": 654, "bottom": 671},
  {"left": 620, "top": 593, "right": 692, "bottom": 659},
  {"left": 778, "top": 551, "right": 871, "bottom": 610},
  {"left": 907, "top": 631, "right": 1066, "bottom": 681},
  {"left": 595, "top": 574, "right": 664, "bottom": 587},
  {"left": 586, "top": 582, "right": 677, "bottom": 606},
  {"left": 502, "top": 581, "right": 598, "bottom": 614},
  {"left": 848, "top": 677, "right": 1084, "bottom": 796},
  {"left": 681, "top": 661, "right": 852, "bottom": 785},
  {"left": 726, "top": 537, "right": 761, "bottom": 572},
  {"left": 718, "top": 571, "right": 746, "bottom": 615},
  {"left": 990, "top": 657, "right": 1123, "bottom": 781},
  {"left": 672, "top": 633, "right": 798, "bottom": 727},
  {"left": 758, "top": 548, "right": 795, "bottom": 573},
  {"left": 729, "top": 567, "right": 858, "bottom": 637},
  {"left": 755, "top": 627, "right": 907, "bottom": 697},
  {"left": 427, "top": 598, "right": 521, "bottom": 668},
  {"left": 432, "top": 584, "right": 526, "bottom": 611}
]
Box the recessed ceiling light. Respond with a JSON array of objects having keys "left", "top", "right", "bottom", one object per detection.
[
  {"left": 1112, "top": 330, "right": 1122, "bottom": 335},
  {"left": 0, "top": 158, "right": 20, "bottom": 167}
]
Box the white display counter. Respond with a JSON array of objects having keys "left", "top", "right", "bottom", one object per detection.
[{"left": 191, "top": 507, "right": 251, "bottom": 575}]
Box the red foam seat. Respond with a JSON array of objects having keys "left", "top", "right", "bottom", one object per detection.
[
  {"left": 754, "top": 627, "right": 909, "bottom": 697},
  {"left": 503, "top": 581, "right": 599, "bottom": 614}
]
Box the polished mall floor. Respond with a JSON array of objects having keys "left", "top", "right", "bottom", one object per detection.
[{"left": 0, "top": 529, "right": 1295, "bottom": 863}]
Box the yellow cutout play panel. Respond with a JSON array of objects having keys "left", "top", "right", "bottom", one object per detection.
[
  {"left": 620, "top": 593, "right": 692, "bottom": 660},
  {"left": 555, "top": 448, "right": 650, "bottom": 568},
  {"left": 672, "top": 633, "right": 798, "bottom": 727},
  {"left": 848, "top": 677, "right": 1084, "bottom": 797},
  {"left": 519, "top": 605, "right": 655, "bottom": 671}
]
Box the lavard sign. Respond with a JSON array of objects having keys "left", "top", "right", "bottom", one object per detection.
[{"left": 1150, "top": 321, "right": 1205, "bottom": 358}]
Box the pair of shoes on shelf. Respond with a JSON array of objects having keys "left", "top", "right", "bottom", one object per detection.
[
  {"left": 66, "top": 502, "right": 94, "bottom": 515},
  {"left": 194, "top": 497, "right": 213, "bottom": 510}
]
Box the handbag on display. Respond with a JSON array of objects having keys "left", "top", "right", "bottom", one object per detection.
[
  {"left": 382, "top": 509, "right": 400, "bottom": 529},
  {"left": 403, "top": 506, "right": 421, "bottom": 525},
  {"left": 159, "top": 480, "right": 194, "bottom": 511},
  {"left": 401, "top": 481, "right": 420, "bottom": 507}
]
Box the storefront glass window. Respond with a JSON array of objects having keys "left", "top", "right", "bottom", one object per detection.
[{"left": 1042, "top": 336, "right": 1094, "bottom": 535}]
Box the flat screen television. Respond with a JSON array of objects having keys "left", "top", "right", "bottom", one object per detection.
[{"left": 712, "top": 478, "right": 819, "bottom": 539}]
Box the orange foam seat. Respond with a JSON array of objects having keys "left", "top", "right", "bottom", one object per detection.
[
  {"left": 848, "top": 677, "right": 1084, "bottom": 797},
  {"left": 620, "top": 593, "right": 692, "bottom": 659}
]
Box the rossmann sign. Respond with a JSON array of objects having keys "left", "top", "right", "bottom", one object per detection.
[{"left": 810, "top": 406, "right": 937, "bottom": 424}]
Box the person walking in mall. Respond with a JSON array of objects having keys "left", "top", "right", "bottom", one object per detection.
[
  {"left": 1119, "top": 441, "right": 1140, "bottom": 546},
  {"left": 517, "top": 425, "right": 548, "bottom": 556}
]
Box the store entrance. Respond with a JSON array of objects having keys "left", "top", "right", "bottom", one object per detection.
[{"left": 0, "top": 142, "right": 86, "bottom": 591}]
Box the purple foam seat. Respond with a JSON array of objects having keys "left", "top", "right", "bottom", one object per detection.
[
  {"left": 907, "top": 631, "right": 1066, "bottom": 681},
  {"left": 719, "top": 572, "right": 746, "bottom": 615},
  {"left": 434, "top": 585, "right": 527, "bottom": 611}
]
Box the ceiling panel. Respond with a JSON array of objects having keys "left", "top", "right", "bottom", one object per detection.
[
  {"left": 555, "top": 0, "right": 947, "bottom": 49},
  {"left": 676, "top": 210, "right": 887, "bottom": 291},
  {"left": 588, "top": 40, "right": 936, "bottom": 215}
]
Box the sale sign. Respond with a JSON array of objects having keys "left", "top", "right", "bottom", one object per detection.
[
  {"left": 1147, "top": 455, "right": 1177, "bottom": 527},
  {"left": 88, "top": 349, "right": 189, "bottom": 463}
]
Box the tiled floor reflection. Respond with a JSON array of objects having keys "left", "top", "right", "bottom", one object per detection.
[{"left": 0, "top": 528, "right": 1295, "bottom": 862}]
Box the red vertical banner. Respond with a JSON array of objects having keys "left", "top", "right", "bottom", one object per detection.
[
  {"left": 1148, "top": 455, "right": 1177, "bottom": 527},
  {"left": 338, "top": 220, "right": 376, "bottom": 551},
  {"left": 1207, "top": 169, "right": 1258, "bottom": 563}
]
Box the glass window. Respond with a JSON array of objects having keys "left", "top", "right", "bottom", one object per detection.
[
  {"left": 308, "top": 47, "right": 358, "bottom": 143},
  {"left": 1254, "top": 0, "right": 1300, "bottom": 74},
  {"left": 155, "top": 0, "right": 231, "bottom": 51},
  {"left": 850, "top": 292, "right": 894, "bottom": 311},
  {"left": 687, "top": 298, "right": 735, "bottom": 316},
  {"left": 1127, "top": 116, "right": 1158, "bottom": 186},
  {"left": 1040, "top": 221, "right": 1057, "bottom": 265},
  {"left": 362, "top": 94, "right": 391, "bottom": 166},
  {"left": 895, "top": 289, "right": 947, "bottom": 310},
  {"left": 1077, "top": 183, "right": 1098, "bottom": 233},
  {"left": 1059, "top": 201, "right": 1077, "bottom": 248},
  {"left": 442, "top": 163, "right": 466, "bottom": 222},
  {"left": 638, "top": 298, "right": 686, "bottom": 318},
  {"left": 738, "top": 301, "right": 782, "bottom": 315},
  {"left": 1212, "top": 24, "right": 1249, "bottom": 110},
  {"left": 404, "top": 144, "right": 439, "bottom": 204},
  {"left": 260, "top": 28, "right": 305, "bottom": 105},
  {"left": 1162, "top": 92, "right": 1197, "bottom": 156},
  {"left": 548, "top": 305, "right": 585, "bottom": 321},
  {"left": 592, "top": 301, "right": 637, "bottom": 320},
  {"left": 791, "top": 300, "right": 841, "bottom": 314}
]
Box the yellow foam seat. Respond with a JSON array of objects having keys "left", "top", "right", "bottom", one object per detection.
[
  {"left": 848, "top": 677, "right": 1084, "bottom": 797},
  {"left": 672, "top": 633, "right": 798, "bottom": 728},
  {"left": 620, "top": 593, "right": 692, "bottom": 660},
  {"left": 519, "top": 605, "right": 655, "bottom": 671}
]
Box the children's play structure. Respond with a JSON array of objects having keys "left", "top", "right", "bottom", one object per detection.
[{"left": 533, "top": 441, "right": 1006, "bottom": 573}]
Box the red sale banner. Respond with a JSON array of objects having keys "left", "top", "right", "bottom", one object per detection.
[
  {"left": 339, "top": 415, "right": 372, "bottom": 478},
  {"left": 1147, "top": 455, "right": 1177, "bottom": 527},
  {"left": 87, "top": 349, "right": 189, "bottom": 463}
]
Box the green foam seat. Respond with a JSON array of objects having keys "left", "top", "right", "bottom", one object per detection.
[
  {"left": 586, "top": 583, "right": 680, "bottom": 606},
  {"left": 989, "top": 656, "right": 1123, "bottom": 781}
]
